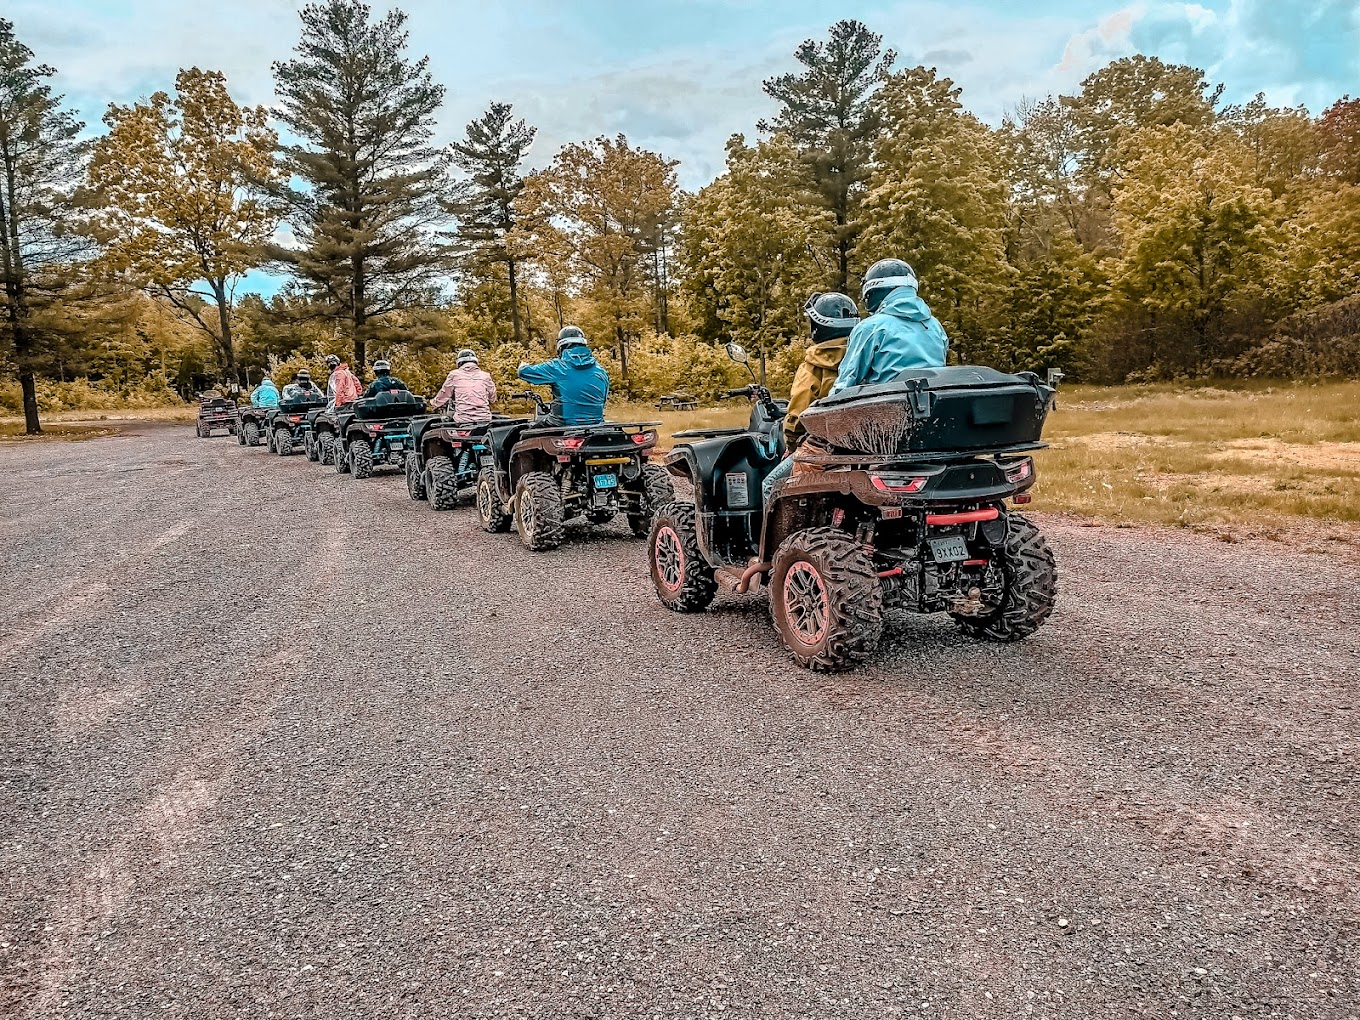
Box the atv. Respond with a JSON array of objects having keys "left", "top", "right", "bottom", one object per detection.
[
  {"left": 405, "top": 413, "right": 524, "bottom": 509},
  {"left": 197, "top": 396, "right": 239, "bottom": 439},
  {"left": 237, "top": 405, "right": 273, "bottom": 447},
  {"left": 303, "top": 406, "right": 336, "bottom": 464},
  {"left": 647, "top": 343, "right": 1059, "bottom": 672},
  {"left": 333, "top": 390, "right": 426, "bottom": 479},
  {"left": 269, "top": 394, "right": 327, "bottom": 456},
  {"left": 475, "top": 390, "right": 675, "bottom": 551}
]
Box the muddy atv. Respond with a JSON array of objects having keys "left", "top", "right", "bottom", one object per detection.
[
  {"left": 237, "top": 405, "right": 273, "bottom": 447},
  {"left": 405, "top": 414, "right": 524, "bottom": 509},
  {"left": 648, "top": 343, "right": 1058, "bottom": 672},
  {"left": 475, "top": 391, "right": 674, "bottom": 551},
  {"left": 197, "top": 397, "right": 239, "bottom": 439},
  {"left": 270, "top": 394, "right": 327, "bottom": 456},
  {"left": 334, "top": 390, "right": 426, "bottom": 479}
]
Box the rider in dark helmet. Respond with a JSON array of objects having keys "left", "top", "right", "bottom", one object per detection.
[
  {"left": 829, "top": 258, "right": 948, "bottom": 395},
  {"left": 762, "top": 291, "right": 861, "bottom": 500},
  {"left": 516, "top": 326, "right": 610, "bottom": 426},
  {"left": 363, "top": 358, "right": 410, "bottom": 398},
  {"left": 281, "top": 369, "right": 322, "bottom": 402}
]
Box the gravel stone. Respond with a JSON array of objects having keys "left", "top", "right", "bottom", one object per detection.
[{"left": 1, "top": 422, "right": 1358, "bottom": 1018}]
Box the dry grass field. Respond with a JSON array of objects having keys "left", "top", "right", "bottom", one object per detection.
[{"left": 619, "top": 380, "right": 1360, "bottom": 535}]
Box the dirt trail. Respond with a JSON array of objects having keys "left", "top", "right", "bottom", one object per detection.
[{"left": 2, "top": 423, "right": 1357, "bottom": 1018}]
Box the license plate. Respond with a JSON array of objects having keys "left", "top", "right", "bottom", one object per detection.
[
  {"left": 389, "top": 440, "right": 404, "bottom": 450},
  {"left": 928, "top": 535, "right": 970, "bottom": 562},
  {"left": 593, "top": 473, "right": 617, "bottom": 489}
]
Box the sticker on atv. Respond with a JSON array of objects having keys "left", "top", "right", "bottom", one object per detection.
[{"left": 725, "top": 471, "right": 750, "bottom": 508}]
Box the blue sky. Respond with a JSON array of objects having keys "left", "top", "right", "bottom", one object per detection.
[{"left": 10, "top": 0, "right": 1359, "bottom": 295}]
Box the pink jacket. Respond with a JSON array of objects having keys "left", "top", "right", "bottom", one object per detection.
[{"left": 433, "top": 364, "right": 497, "bottom": 423}]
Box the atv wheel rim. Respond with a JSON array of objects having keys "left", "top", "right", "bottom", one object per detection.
[
  {"left": 520, "top": 490, "right": 536, "bottom": 533},
  {"left": 477, "top": 481, "right": 493, "bottom": 522},
  {"left": 654, "top": 526, "right": 684, "bottom": 593},
  {"left": 783, "top": 562, "right": 829, "bottom": 646}
]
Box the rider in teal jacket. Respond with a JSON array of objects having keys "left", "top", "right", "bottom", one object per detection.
[
  {"left": 517, "top": 327, "right": 610, "bottom": 426},
  {"left": 250, "top": 378, "right": 280, "bottom": 407},
  {"left": 829, "top": 259, "right": 949, "bottom": 395}
]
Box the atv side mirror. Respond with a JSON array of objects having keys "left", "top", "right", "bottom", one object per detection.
[{"left": 725, "top": 342, "right": 749, "bottom": 365}]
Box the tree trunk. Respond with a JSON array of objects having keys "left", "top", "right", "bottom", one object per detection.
[
  {"left": 507, "top": 256, "right": 523, "bottom": 345},
  {"left": 615, "top": 322, "right": 629, "bottom": 382},
  {"left": 211, "top": 278, "right": 236, "bottom": 381},
  {"left": 20, "top": 369, "right": 40, "bottom": 435}
]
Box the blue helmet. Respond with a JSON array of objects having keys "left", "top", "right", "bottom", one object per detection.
[{"left": 861, "top": 258, "right": 918, "bottom": 313}]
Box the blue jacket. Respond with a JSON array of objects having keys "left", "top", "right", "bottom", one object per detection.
[
  {"left": 828, "top": 287, "right": 949, "bottom": 395},
  {"left": 364, "top": 374, "right": 409, "bottom": 398},
  {"left": 517, "top": 347, "right": 610, "bottom": 425},
  {"left": 251, "top": 380, "right": 280, "bottom": 407}
]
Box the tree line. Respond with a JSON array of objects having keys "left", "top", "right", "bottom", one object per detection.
[{"left": 3, "top": 5, "right": 1358, "bottom": 432}]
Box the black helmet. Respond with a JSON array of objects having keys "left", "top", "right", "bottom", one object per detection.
[
  {"left": 803, "top": 292, "right": 860, "bottom": 342},
  {"left": 861, "top": 258, "right": 918, "bottom": 313},
  {"left": 325, "top": 354, "right": 341, "bottom": 369},
  {"left": 296, "top": 369, "right": 312, "bottom": 382},
  {"left": 557, "top": 325, "right": 587, "bottom": 353},
  {"left": 373, "top": 359, "right": 391, "bottom": 374}
]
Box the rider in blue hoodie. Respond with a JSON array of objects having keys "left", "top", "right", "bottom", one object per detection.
[
  {"left": 829, "top": 259, "right": 949, "bottom": 395},
  {"left": 250, "top": 377, "right": 280, "bottom": 407},
  {"left": 517, "top": 326, "right": 610, "bottom": 426}
]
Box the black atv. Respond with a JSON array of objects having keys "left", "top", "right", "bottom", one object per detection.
[
  {"left": 475, "top": 391, "right": 675, "bottom": 551},
  {"left": 237, "top": 405, "right": 272, "bottom": 447},
  {"left": 648, "top": 343, "right": 1058, "bottom": 672},
  {"left": 270, "top": 395, "right": 327, "bottom": 456},
  {"left": 197, "top": 396, "right": 239, "bottom": 439},
  {"left": 333, "top": 390, "right": 426, "bottom": 479},
  {"left": 405, "top": 414, "right": 523, "bottom": 509},
  {"left": 302, "top": 406, "right": 335, "bottom": 464}
]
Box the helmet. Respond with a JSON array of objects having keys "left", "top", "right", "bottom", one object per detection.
[
  {"left": 325, "top": 354, "right": 341, "bottom": 369},
  {"left": 803, "top": 291, "right": 860, "bottom": 342},
  {"left": 373, "top": 359, "right": 391, "bottom": 374},
  {"left": 556, "top": 325, "right": 587, "bottom": 353},
  {"left": 861, "top": 258, "right": 918, "bottom": 313},
  {"left": 456, "top": 348, "right": 478, "bottom": 366},
  {"left": 296, "top": 369, "right": 311, "bottom": 382}
]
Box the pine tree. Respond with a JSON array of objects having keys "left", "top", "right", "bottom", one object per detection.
[
  {"left": 445, "top": 102, "right": 536, "bottom": 346},
  {"left": 0, "top": 19, "right": 89, "bottom": 434},
  {"left": 271, "top": 0, "right": 451, "bottom": 367},
  {"left": 759, "top": 19, "right": 895, "bottom": 293}
]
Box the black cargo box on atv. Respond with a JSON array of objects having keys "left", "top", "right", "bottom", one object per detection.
[
  {"left": 798, "top": 366, "right": 1053, "bottom": 457},
  {"left": 278, "top": 395, "right": 325, "bottom": 413},
  {"left": 351, "top": 390, "right": 425, "bottom": 420}
]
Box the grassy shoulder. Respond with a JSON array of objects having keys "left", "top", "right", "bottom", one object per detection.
[{"left": 620, "top": 381, "right": 1360, "bottom": 533}]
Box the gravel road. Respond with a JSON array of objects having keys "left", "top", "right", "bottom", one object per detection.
[{"left": 2, "top": 422, "right": 1357, "bottom": 1019}]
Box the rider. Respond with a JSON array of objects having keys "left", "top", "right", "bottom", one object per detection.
[
  {"left": 250, "top": 377, "right": 280, "bottom": 407},
  {"left": 280, "top": 370, "right": 323, "bottom": 402},
  {"left": 363, "top": 359, "right": 409, "bottom": 398},
  {"left": 516, "top": 326, "right": 609, "bottom": 427},
  {"left": 432, "top": 349, "right": 497, "bottom": 424},
  {"left": 761, "top": 292, "right": 860, "bottom": 500},
  {"left": 828, "top": 258, "right": 949, "bottom": 395},
  {"left": 324, "top": 354, "right": 363, "bottom": 410}
]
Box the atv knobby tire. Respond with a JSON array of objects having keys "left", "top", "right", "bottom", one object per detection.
[
  {"left": 334, "top": 439, "right": 350, "bottom": 473},
  {"left": 406, "top": 453, "right": 428, "bottom": 500},
  {"left": 243, "top": 421, "right": 261, "bottom": 447},
  {"left": 274, "top": 430, "right": 292, "bottom": 457},
  {"left": 952, "top": 512, "right": 1056, "bottom": 642},
  {"left": 427, "top": 455, "right": 459, "bottom": 510},
  {"left": 628, "top": 463, "right": 676, "bottom": 536},
  {"left": 649, "top": 502, "right": 717, "bottom": 613},
  {"left": 236, "top": 426, "right": 246, "bottom": 446},
  {"left": 515, "top": 471, "right": 565, "bottom": 551},
  {"left": 477, "top": 469, "right": 512, "bottom": 533},
  {"left": 771, "top": 527, "right": 883, "bottom": 672},
  {"left": 318, "top": 432, "right": 335, "bottom": 465},
  {"left": 350, "top": 439, "right": 374, "bottom": 479},
  {"left": 305, "top": 433, "right": 319, "bottom": 461}
]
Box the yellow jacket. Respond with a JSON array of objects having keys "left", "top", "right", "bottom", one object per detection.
[{"left": 784, "top": 336, "right": 848, "bottom": 447}]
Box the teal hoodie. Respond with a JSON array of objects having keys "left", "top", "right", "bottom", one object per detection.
[
  {"left": 250, "top": 379, "right": 280, "bottom": 407},
  {"left": 517, "top": 347, "right": 610, "bottom": 425},
  {"left": 828, "top": 287, "right": 949, "bottom": 395}
]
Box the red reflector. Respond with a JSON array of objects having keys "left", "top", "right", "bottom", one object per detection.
[
  {"left": 870, "top": 474, "right": 927, "bottom": 493},
  {"left": 925, "top": 508, "right": 1000, "bottom": 526},
  {"left": 1014, "top": 493, "right": 1032, "bottom": 505},
  {"left": 962, "top": 558, "right": 989, "bottom": 567}
]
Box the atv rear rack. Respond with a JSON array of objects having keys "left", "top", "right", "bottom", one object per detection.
[{"left": 792, "top": 441, "right": 1047, "bottom": 467}]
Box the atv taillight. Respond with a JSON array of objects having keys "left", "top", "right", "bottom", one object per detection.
[
  {"left": 557, "top": 437, "right": 586, "bottom": 451},
  {"left": 870, "top": 474, "right": 927, "bottom": 494},
  {"left": 1005, "top": 460, "right": 1033, "bottom": 483},
  {"left": 289, "top": 415, "right": 301, "bottom": 422},
  {"left": 631, "top": 431, "right": 656, "bottom": 445},
  {"left": 453, "top": 430, "right": 471, "bottom": 438}
]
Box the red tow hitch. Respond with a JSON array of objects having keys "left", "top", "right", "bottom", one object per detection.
[{"left": 925, "top": 508, "right": 999, "bottom": 526}]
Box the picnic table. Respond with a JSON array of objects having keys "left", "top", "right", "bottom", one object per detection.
[{"left": 657, "top": 392, "right": 699, "bottom": 411}]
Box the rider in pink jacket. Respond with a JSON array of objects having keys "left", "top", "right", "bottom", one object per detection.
[{"left": 432, "top": 350, "right": 497, "bottom": 423}]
